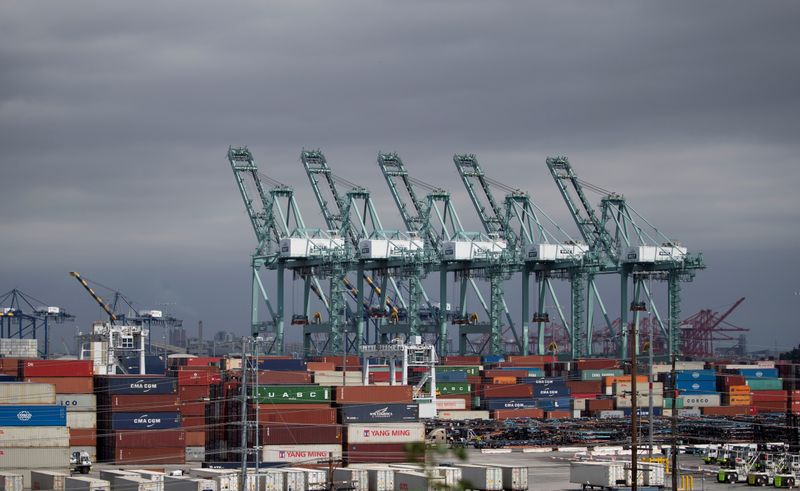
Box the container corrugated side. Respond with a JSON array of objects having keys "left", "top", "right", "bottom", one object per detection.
[
  {"left": 346, "top": 423, "right": 425, "bottom": 444},
  {"left": 64, "top": 477, "right": 110, "bottom": 491},
  {"left": 0, "top": 384, "right": 56, "bottom": 405},
  {"left": 333, "top": 469, "right": 368, "bottom": 491},
  {"left": 0, "top": 448, "right": 70, "bottom": 469},
  {"left": 0, "top": 406, "right": 65, "bottom": 427},
  {"left": 393, "top": 471, "right": 444, "bottom": 491},
  {"left": 66, "top": 412, "right": 96, "bottom": 429},
  {"left": 116, "top": 477, "right": 161, "bottom": 491},
  {"left": 261, "top": 444, "right": 341, "bottom": 463},
  {"left": 453, "top": 464, "right": 502, "bottom": 490},
  {"left": 55, "top": 395, "right": 96, "bottom": 412},
  {"left": 436, "top": 410, "right": 490, "bottom": 420},
  {"left": 163, "top": 476, "right": 216, "bottom": 491},
  {"left": 0, "top": 472, "right": 23, "bottom": 491},
  {"left": 0, "top": 427, "right": 69, "bottom": 447},
  {"left": 30, "top": 470, "right": 69, "bottom": 491}
]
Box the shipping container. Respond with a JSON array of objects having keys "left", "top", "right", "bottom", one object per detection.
[
  {"left": 179, "top": 386, "right": 210, "bottom": 401},
  {"left": 109, "top": 429, "right": 186, "bottom": 448},
  {"left": 96, "top": 376, "right": 177, "bottom": 395},
  {"left": 675, "top": 379, "right": 716, "bottom": 394},
  {"left": 483, "top": 398, "right": 537, "bottom": 410},
  {"left": 31, "top": 470, "right": 68, "bottom": 491},
  {"left": 66, "top": 412, "right": 95, "bottom": 429},
  {"left": 0, "top": 406, "right": 65, "bottom": 427},
  {"left": 69, "top": 429, "right": 97, "bottom": 447},
  {"left": 0, "top": 383, "right": 56, "bottom": 405},
  {"left": 492, "top": 408, "right": 544, "bottom": 420},
  {"left": 393, "top": 471, "right": 444, "bottom": 491},
  {"left": 110, "top": 447, "right": 186, "bottom": 464},
  {"left": 434, "top": 398, "right": 466, "bottom": 410},
  {"left": 490, "top": 464, "right": 528, "bottom": 490},
  {"left": 738, "top": 368, "right": 778, "bottom": 378},
  {"left": 570, "top": 462, "right": 630, "bottom": 487},
  {"left": 108, "top": 412, "right": 181, "bottom": 430},
  {"left": 55, "top": 395, "right": 96, "bottom": 412},
  {"left": 286, "top": 468, "right": 327, "bottom": 490},
  {"left": 566, "top": 380, "right": 602, "bottom": 394},
  {"left": 243, "top": 472, "right": 283, "bottom": 491},
  {"left": 0, "top": 448, "right": 69, "bottom": 469},
  {"left": 481, "top": 384, "right": 532, "bottom": 399},
  {"left": 746, "top": 378, "right": 783, "bottom": 391},
  {"left": 702, "top": 406, "right": 749, "bottom": 416},
  {"left": 256, "top": 371, "right": 311, "bottom": 385},
  {"left": 332, "top": 468, "right": 368, "bottom": 491},
  {"left": 273, "top": 470, "right": 305, "bottom": 491},
  {"left": 340, "top": 404, "right": 418, "bottom": 423},
  {"left": 261, "top": 444, "right": 341, "bottom": 463},
  {"left": 436, "top": 410, "right": 490, "bottom": 420},
  {"left": 116, "top": 476, "right": 162, "bottom": 491},
  {"left": 346, "top": 423, "right": 425, "bottom": 444},
  {"left": 106, "top": 394, "right": 180, "bottom": 412},
  {"left": 452, "top": 464, "right": 502, "bottom": 491},
  {"left": 257, "top": 359, "right": 306, "bottom": 371},
  {"left": 575, "top": 359, "right": 619, "bottom": 371},
  {"left": 306, "top": 362, "right": 335, "bottom": 372},
  {"left": 336, "top": 386, "right": 412, "bottom": 404},
  {"left": 0, "top": 472, "right": 22, "bottom": 491},
  {"left": 189, "top": 469, "right": 237, "bottom": 491},
  {"left": 98, "top": 470, "right": 135, "bottom": 489},
  {"left": 253, "top": 423, "right": 341, "bottom": 445},
  {"left": 254, "top": 386, "right": 331, "bottom": 404},
  {"left": 21, "top": 361, "right": 92, "bottom": 378},
  {"left": 346, "top": 443, "right": 422, "bottom": 464},
  {"left": 63, "top": 477, "right": 109, "bottom": 491},
  {"left": 164, "top": 476, "right": 216, "bottom": 491},
  {"left": 0, "top": 426, "right": 69, "bottom": 447},
  {"left": 678, "top": 394, "right": 721, "bottom": 407},
  {"left": 346, "top": 465, "right": 394, "bottom": 491},
  {"left": 252, "top": 406, "right": 336, "bottom": 425},
  {"left": 24, "top": 378, "right": 93, "bottom": 394}
]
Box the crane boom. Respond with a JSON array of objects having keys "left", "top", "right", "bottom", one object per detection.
[{"left": 69, "top": 271, "right": 117, "bottom": 322}]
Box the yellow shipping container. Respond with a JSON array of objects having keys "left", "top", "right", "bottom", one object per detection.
[
  {"left": 728, "top": 384, "right": 751, "bottom": 394},
  {"left": 727, "top": 394, "right": 751, "bottom": 406}
]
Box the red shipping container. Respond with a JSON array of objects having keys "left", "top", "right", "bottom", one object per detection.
[
  {"left": 587, "top": 399, "right": 615, "bottom": 411},
  {"left": 507, "top": 355, "right": 556, "bottom": 364},
  {"left": 254, "top": 407, "right": 337, "bottom": 425},
  {"left": 546, "top": 410, "right": 571, "bottom": 419},
  {"left": 492, "top": 408, "right": 544, "bottom": 420},
  {"left": 702, "top": 406, "right": 749, "bottom": 416},
  {"left": 181, "top": 401, "right": 206, "bottom": 416},
  {"left": 112, "top": 447, "right": 186, "bottom": 464},
  {"left": 345, "top": 443, "right": 422, "bottom": 463},
  {"left": 481, "top": 384, "right": 533, "bottom": 399},
  {"left": 179, "top": 385, "right": 210, "bottom": 401},
  {"left": 185, "top": 357, "right": 223, "bottom": 367},
  {"left": 484, "top": 369, "right": 527, "bottom": 379},
  {"left": 442, "top": 356, "right": 481, "bottom": 365},
  {"left": 335, "top": 386, "right": 412, "bottom": 404},
  {"left": 309, "top": 355, "right": 360, "bottom": 365},
  {"left": 575, "top": 359, "right": 619, "bottom": 371},
  {"left": 69, "top": 428, "right": 97, "bottom": 446},
  {"left": 369, "top": 371, "right": 403, "bottom": 383},
  {"left": 25, "top": 377, "right": 93, "bottom": 394},
  {"left": 112, "top": 429, "right": 186, "bottom": 448},
  {"left": 751, "top": 390, "right": 788, "bottom": 402},
  {"left": 717, "top": 374, "right": 746, "bottom": 387},
  {"left": 439, "top": 394, "right": 473, "bottom": 410},
  {"left": 178, "top": 369, "right": 213, "bottom": 386},
  {"left": 182, "top": 415, "right": 204, "bottom": 429},
  {"left": 307, "top": 362, "right": 335, "bottom": 371},
  {"left": 256, "top": 423, "right": 342, "bottom": 444},
  {"left": 185, "top": 431, "right": 205, "bottom": 446},
  {"left": 566, "top": 380, "right": 602, "bottom": 394},
  {"left": 571, "top": 393, "right": 599, "bottom": 400},
  {"left": 107, "top": 394, "right": 180, "bottom": 411},
  {"left": 21, "top": 359, "right": 93, "bottom": 377},
  {"left": 257, "top": 371, "right": 312, "bottom": 384}
]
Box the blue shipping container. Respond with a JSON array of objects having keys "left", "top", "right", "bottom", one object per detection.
[
  {"left": 0, "top": 375, "right": 16, "bottom": 382},
  {"left": 529, "top": 377, "right": 566, "bottom": 385},
  {"left": 622, "top": 407, "right": 663, "bottom": 417},
  {"left": 257, "top": 359, "right": 306, "bottom": 371},
  {"left": 505, "top": 367, "right": 544, "bottom": 377},
  {"left": 676, "top": 379, "right": 716, "bottom": 394},
  {"left": 737, "top": 368, "right": 778, "bottom": 378},
  {"left": 483, "top": 398, "right": 538, "bottom": 410},
  {"left": 535, "top": 397, "right": 572, "bottom": 410},
  {"left": 0, "top": 405, "right": 66, "bottom": 426},
  {"left": 99, "top": 376, "right": 177, "bottom": 395},
  {"left": 438, "top": 371, "right": 467, "bottom": 382},
  {"left": 481, "top": 355, "right": 505, "bottom": 364},
  {"left": 532, "top": 383, "right": 570, "bottom": 398},
  {"left": 340, "top": 403, "right": 419, "bottom": 423},
  {"left": 675, "top": 370, "right": 716, "bottom": 381},
  {"left": 110, "top": 411, "right": 181, "bottom": 430}
]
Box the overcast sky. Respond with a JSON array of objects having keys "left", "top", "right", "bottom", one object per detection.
[{"left": 1, "top": 1, "right": 798, "bottom": 355}]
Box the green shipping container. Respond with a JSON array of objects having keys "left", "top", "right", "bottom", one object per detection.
[
  {"left": 427, "top": 382, "right": 471, "bottom": 395},
  {"left": 255, "top": 385, "right": 332, "bottom": 403},
  {"left": 581, "top": 369, "right": 623, "bottom": 381},
  {"left": 437, "top": 365, "right": 481, "bottom": 377},
  {"left": 663, "top": 397, "right": 684, "bottom": 409},
  {"left": 745, "top": 378, "right": 783, "bottom": 391}
]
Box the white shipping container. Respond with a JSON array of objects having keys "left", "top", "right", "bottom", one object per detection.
[
  {"left": 0, "top": 340, "right": 37, "bottom": 358},
  {"left": 0, "top": 448, "right": 69, "bottom": 469},
  {"left": 677, "top": 408, "right": 701, "bottom": 417},
  {"left": 436, "top": 410, "right": 490, "bottom": 420},
  {"left": 0, "top": 383, "right": 56, "bottom": 405},
  {"left": 55, "top": 395, "right": 96, "bottom": 412},
  {"left": 66, "top": 413, "right": 96, "bottom": 430},
  {"left": 333, "top": 469, "right": 368, "bottom": 491},
  {"left": 126, "top": 471, "right": 164, "bottom": 491},
  {"left": 261, "top": 444, "right": 342, "bottom": 463},
  {"left": 615, "top": 394, "right": 664, "bottom": 408},
  {"left": 0, "top": 427, "right": 69, "bottom": 448},
  {"left": 31, "top": 470, "right": 69, "bottom": 491},
  {"left": 639, "top": 462, "right": 666, "bottom": 486},
  {"left": 613, "top": 381, "right": 663, "bottom": 395},
  {"left": 435, "top": 398, "right": 466, "bottom": 410},
  {"left": 63, "top": 477, "right": 109, "bottom": 491},
  {"left": 347, "top": 465, "right": 394, "bottom": 491},
  {"left": 490, "top": 464, "right": 528, "bottom": 491},
  {"left": 115, "top": 477, "right": 161, "bottom": 491},
  {"left": 346, "top": 423, "right": 425, "bottom": 444},
  {"left": 570, "top": 462, "right": 628, "bottom": 488},
  {"left": 185, "top": 447, "right": 205, "bottom": 462},
  {"left": 284, "top": 468, "right": 326, "bottom": 490},
  {"left": 276, "top": 470, "right": 305, "bottom": 491},
  {"left": 189, "top": 470, "right": 237, "bottom": 491},
  {"left": 393, "top": 471, "right": 444, "bottom": 491},
  {"left": 678, "top": 394, "right": 721, "bottom": 407},
  {"left": 573, "top": 398, "right": 587, "bottom": 411},
  {"left": 417, "top": 401, "right": 436, "bottom": 419},
  {"left": 388, "top": 465, "right": 461, "bottom": 488},
  {"left": 98, "top": 471, "right": 135, "bottom": 490},
  {"left": 163, "top": 477, "right": 215, "bottom": 491},
  {"left": 453, "top": 464, "right": 502, "bottom": 491},
  {"left": 358, "top": 238, "right": 423, "bottom": 259},
  {"left": 598, "top": 410, "right": 625, "bottom": 419},
  {"left": 527, "top": 243, "right": 588, "bottom": 262},
  {"left": 0, "top": 472, "right": 23, "bottom": 491},
  {"left": 243, "top": 472, "right": 283, "bottom": 491}
]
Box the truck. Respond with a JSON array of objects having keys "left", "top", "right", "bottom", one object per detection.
[{"left": 69, "top": 451, "right": 92, "bottom": 474}]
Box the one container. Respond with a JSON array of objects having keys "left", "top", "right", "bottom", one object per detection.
[
  {"left": 24, "top": 378, "right": 92, "bottom": 394},
  {"left": 126, "top": 470, "right": 165, "bottom": 491},
  {"left": 163, "top": 476, "right": 216, "bottom": 491},
  {"left": 253, "top": 386, "right": 331, "bottom": 404},
  {"left": 340, "top": 404, "right": 418, "bottom": 423},
  {"left": 243, "top": 472, "right": 283, "bottom": 491},
  {"left": 570, "top": 462, "right": 627, "bottom": 488},
  {"left": 333, "top": 469, "right": 368, "bottom": 491},
  {"left": 109, "top": 429, "right": 186, "bottom": 448},
  {"left": 55, "top": 395, "right": 96, "bottom": 412},
  {"left": 746, "top": 378, "right": 783, "bottom": 391},
  {"left": 109, "top": 447, "right": 186, "bottom": 464},
  {"left": 678, "top": 394, "right": 721, "bottom": 407},
  {"left": 0, "top": 448, "right": 69, "bottom": 469},
  {"left": 453, "top": 464, "right": 503, "bottom": 490},
  {"left": 346, "top": 465, "right": 394, "bottom": 491},
  {"left": 98, "top": 470, "right": 135, "bottom": 489},
  {"left": 490, "top": 464, "right": 528, "bottom": 491},
  {"left": 20, "top": 360, "right": 93, "bottom": 378},
  {"left": 336, "top": 386, "right": 413, "bottom": 404},
  {"left": 260, "top": 444, "right": 341, "bottom": 463},
  {"left": 107, "top": 395, "right": 180, "bottom": 412},
  {"left": 31, "top": 470, "right": 69, "bottom": 491},
  {"left": 346, "top": 444, "right": 421, "bottom": 464},
  {"left": 0, "top": 426, "right": 69, "bottom": 447},
  {"left": 109, "top": 412, "right": 181, "bottom": 430},
  {"left": 0, "top": 472, "right": 23, "bottom": 491},
  {"left": 253, "top": 406, "right": 336, "bottom": 425},
  {"left": 63, "top": 477, "right": 109, "bottom": 491},
  {"left": 255, "top": 423, "right": 342, "bottom": 445},
  {"left": 283, "top": 468, "right": 326, "bottom": 490},
  {"left": 96, "top": 376, "right": 177, "bottom": 395},
  {"left": 0, "top": 383, "right": 56, "bottom": 405},
  {"left": 436, "top": 410, "right": 490, "bottom": 420},
  {"left": 190, "top": 469, "right": 238, "bottom": 491},
  {"left": 393, "top": 471, "right": 444, "bottom": 491},
  {"left": 66, "top": 412, "right": 96, "bottom": 429},
  {"left": 345, "top": 423, "right": 425, "bottom": 444},
  {"left": 276, "top": 470, "right": 305, "bottom": 491}
]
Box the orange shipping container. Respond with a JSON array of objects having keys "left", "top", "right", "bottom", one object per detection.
[
  {"left": 335, "top": 385, "right": 413, "bottom": 404},
  {"left": 306, "top": 362, "right": 335, "bottom": 372},
  {"left": 546, "top": 410, "right": 571, "bottom": 419},
  {"left": 729, "top": 385, "right": 751, "bottom": 394},
  {"left": 493, "top": 408, "right": 544, "bottom": 420},
  {"left": 491, "top": 376, "right": 517, "bottom": 385},
  {"left": 69, "top": 428, "right": 97, "bottom": 446},
  {"left": 25, "top": 377, "right": 93, "bottom": 394},
  {"left": 603, "top": 375, "right": 647, "bottom": 387},
  {"left": 727, "top": 395, "right": 751, "bottom": 406},
  {"left": 185, "top": 431, "right": 205, "bottom": 446}
]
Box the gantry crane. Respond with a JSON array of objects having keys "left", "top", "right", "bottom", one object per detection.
[
  {"left": 0, "top": 289, "right": 75, "bottom": 357},
  {"left": 453, "top": 154, "right": 611, "bottom": 357},
  {"left": 546, "top": 156, "right": 704, "bottom": 358}
]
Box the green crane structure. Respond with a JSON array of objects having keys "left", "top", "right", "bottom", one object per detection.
[
  {"left": 546, "top": 156, "right": 704, "bottom": 358},
  {"left": 453, "top": 154, "right": 613, "bottom": 358}
]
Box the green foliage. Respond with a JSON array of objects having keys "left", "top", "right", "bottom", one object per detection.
[
  {"left": 779, "top": 344, "right": 800, "bottom": 362},
  {"left": 404, "top": 443, "right": 473, "bottom": 490}
]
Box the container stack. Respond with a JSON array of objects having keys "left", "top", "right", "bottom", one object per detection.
[
  {"left": 172, "top": 364, "right": 220, "bottom": 462},
  {"left": 337, "top": 385, "right": 423, "bottom": 464},
  {"left": 0, "top": 382, "right": 69, "bottom": 486},
  {"left": 0, "top": 339, "right": 37, "bottom": 359},
  {"left": 96, "top": 375, "right": 185, "bottom": 464},
  {"left": 20, "top": 360, "right": 96, "bottom": 460}
]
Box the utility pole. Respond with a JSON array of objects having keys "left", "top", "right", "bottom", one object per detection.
[
  {"left": 671, "top": 353, "right": 678, "bottom": 491},
  {"left": 240, "top": 338, "right": 249, "bottom": 491},
  {"left": 630, "top": 317, "right": 638, "bottom": 491},
  {"left": 648, "top": 277, "right": 654, "bottom": 460}
]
